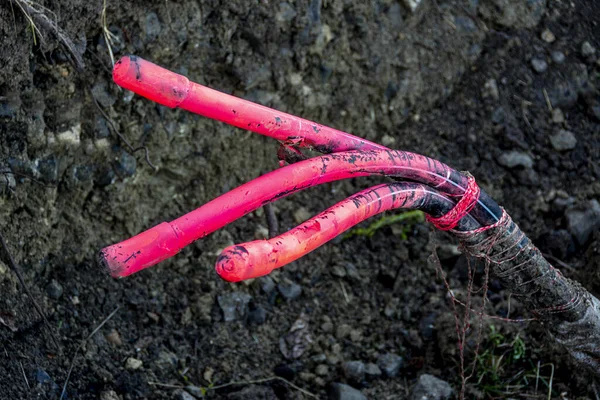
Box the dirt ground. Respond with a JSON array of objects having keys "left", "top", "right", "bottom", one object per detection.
[{"left": 0, "top": 0, "right": 599, "bottom": 398}]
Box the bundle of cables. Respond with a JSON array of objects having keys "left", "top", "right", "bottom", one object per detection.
[{"left": 99, "top": 56, "right": 600, "bottom": 374}]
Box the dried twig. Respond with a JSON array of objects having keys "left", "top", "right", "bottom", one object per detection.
[
  {"left": 264, "top": 203, "right": 278, "bottom": 238},
  {"left": 101, "top": 0, "right": 117, "bottom": 66},
  {"left": 12, "top": 0, "right": 84, "bottom": 70}
]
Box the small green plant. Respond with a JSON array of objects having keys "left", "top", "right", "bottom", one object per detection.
[
  {"left": 344, "top": 210, "right": 425, "bottom": 240},
  {"left": 474, "top": 325, "right": 556, "bottom": 399}
]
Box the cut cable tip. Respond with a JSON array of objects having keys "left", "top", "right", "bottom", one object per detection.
[
  {"left": 216, "top": 243, "right": 275, "bottom": 282},
  {"left": 100, "top": 222, "right": 184, "bottom": 278},
  {"left": 113, "top": 55, "right": 191, "bottom": 108},
  {"left": 98, "top": 247, "right": 126, "bottom": 278}
]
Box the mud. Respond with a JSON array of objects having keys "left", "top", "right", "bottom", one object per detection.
[{"left": 0, "top": 0, "right": 599, "bottom": 398}]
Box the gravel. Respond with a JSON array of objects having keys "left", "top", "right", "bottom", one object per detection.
[
  {"left": 328, "top": 383, "right": 368, "bottom": 400},
  {"left": 566, "top": 200, "right": 600, "bottom": 246},
  {"left": 531, "top": 58, "right": 548, "bottom": 73},
  {"left": 342, "top": 361, "right": 366, "bottom": 383},
  {"left": 497, "top": 151, "right": 534, "bottom": 169},
  {"left": 409, "top": 374, "right": 453, "bottom": 400},
  {"left": 46, "top": 280, "right": 63, "bottom": 299},
  {"left": 277, "top": 280, "right": 302, "bottom": 300},
  {"left": 549, "top": 129, "right": 577, "bottom": 151},
  {"left": 217, "top": 292, "right": 252, "bottom": 322},
  {"left": 377, "top": 353, "right": 404, "bottom": 378}
]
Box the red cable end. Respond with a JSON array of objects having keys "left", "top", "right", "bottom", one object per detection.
[
  {"left": 99, "top": 222, "right": 183, "bottom": 278},
  {"left": 113, "top": 55, "right": 191, "bottom": 108},
  {"left": 215, "top": 242, "right": 276, "bottom": 282}
]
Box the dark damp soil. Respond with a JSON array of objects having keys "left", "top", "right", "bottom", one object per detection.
[{"left": 1, "top": 0, "right": 599, "bottom": 399}]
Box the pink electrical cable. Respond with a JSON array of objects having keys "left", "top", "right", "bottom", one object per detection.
[
  {"left": 100, "top": 149, "right": 470, "bottom": 277},
  {"left": 112, "top": 55, "right": 386, "bottom": 154},
  {"left": 216, "top": 182, "right": 482, "bottom": 282},
  {"left": 100, "top": 55, "right": 502, "bottom": 279}
]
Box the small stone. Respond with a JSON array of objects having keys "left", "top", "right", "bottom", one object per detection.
[
  {"left": 185, "top": 386, "right": 205, "bottom": 398},
  {"left": 0, "top": 173, "right": 16, "bottom": 196},
  {"left": 277, "top": 281, "right": 302, "bottom": 300},
  {"left": 289, "top": 73, "right": 303, "bottom": 86},
  {"left": 436, "top": 244, "right": 461, "bottom": 261},
  {"left": 364, "top": 363, "right": 382, "bottom": 379},
  {"left": 350, "top": 329, "right": 362, "bottom": 342},
  {"left": 336, "top": 324, "right": 352, "bottom": 340},
  {"left": 491, "top": 107, "right": 506, "bottom": 124},
  {"left": 551, "top": 108, "right": 565, "bottom": 124},
  {"left": 247, "top": 304, "right": 267, "bottom": 325},
  {"left": 276, "top": 2, "right": 297, "bottom": 23},
  {"left": 195, "top": 294, "right": 213, "bottom": 324},
  {"left": 381, "top": 135, "right": 396, "bottom": 147},
  {"left": 551, "top": 51, "right": 566, "bottom": 64},
  {"left": 113, "top": 146, "right": 137, "bottom": 177},
  {"left": 483, "top": 79, "right": 499, "bottom": 101},
  {"left": 497, "top": 151, "right": 533, "bottom": 169},
  {"left": 328, "top": 383, "right": 368, "bottom": 400},
  {"left": 342, "top": 361, "right": 365, "bottom": 382},
  {"left": 91, "top": 82, "right": 116, "bottom": 108},
  {"left": 316, "top": 364, "right": 329, "bottom": 376},
  {"left": 293, "top": 207, "right": 312, "bottom": 224},
  {"left": 259, "top": 276, "right": 276, "bottom": 293},
  {"left": 174, "top": 389, "right": 196, "bottom": 400},
  {"left": 218, "top": 292, "right": 252, "bottom": 322},
  {"left": 100, "top": 390, "right": 121, "bottom": 400},
  {"left": 125, "top": 357, "right": 143, "bottom": 370},
  {"left": 321, "top": 321, "right": 334, "bottom": 333},
  {"left": 531, "top": 58, "right": 548, "bottom": 73},
  {"left": 46, "top": 280, "right": 63, "bottom": 299},
  {"left": 403, "top": 0, "right": 423, "bottom": 13},
  {"left": 565, "top": 200, "right": 600, "bottom": 246},
  {"left": 56, "top": 124, "right": 82, "bottom": 146},
  {"left": 377, "top": 353, "right": 404, "bottom": 378},
  {"left": 37, "top": 156, "right": 58, "bottom": 183},
  {"left": 254, "top": 224, "right": 269, "bottom": 239},
  {"left": 581, "top": 41, "right": 596, "bottom": 57},
  {"left": 409, "top": 374, "right": 453, "bottom": 400},
  {"left": 332, "top": 265, "right": 347, "bottom": 278},
  {"left": 105, "top": 329, "right": 122, "bottom": 345},
  {"left": 541, "top": 29, "right": 555, "bottom": 43},
  {"left": 144, "top": 12, "right": 162, "bottom": 42},
  {"left": 549, "top": 129, "right": 577, "bottom": 151},
  {"left": 154, "top": 350, "right": 178, "bottom": 370}
]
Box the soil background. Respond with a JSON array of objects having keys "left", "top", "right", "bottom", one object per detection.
[{"left": 0, "top": 0, "right": 599, "bottom": 399}]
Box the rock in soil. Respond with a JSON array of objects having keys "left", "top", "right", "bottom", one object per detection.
[
  {"left": 377, "top": 353, "right": 404, "bottom": 378},
  {"left": 409, "top": 374, "right": 453, "bottom": 400},
  {"left": 174, "top": 389, "right": 196, "bottom": 400},
  {"left": 531, "top": 58, "right": 548, "bottom": 73},
  {"left": 343, "top": 361, "right": 365, "bottom": 383},
  {"left": 45, "top": 280, "right": 63, "bottom": 299},
  {"left": 549, "top": 129, "right": 577, "bottom": 151},
  {"left": 581, "top": 41, "right": 596, "bottom": 58},
  {"left": 218, "top": 292, "right": 252, "bottom": 322},
  {"left": 277, "top": 280, "right": 302, "bottom": 300},
  {"left": 365, "top": 363, "right": 383, "bottom": 380},
  {"left": 497, "top": 151, "right": 534, "bottom": 169},
  {"left": 328, "top": 383, "right": 368, "bottom": 400},
  {"left": 566, "top": 200, "right": 600, "bottom": 246}
]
